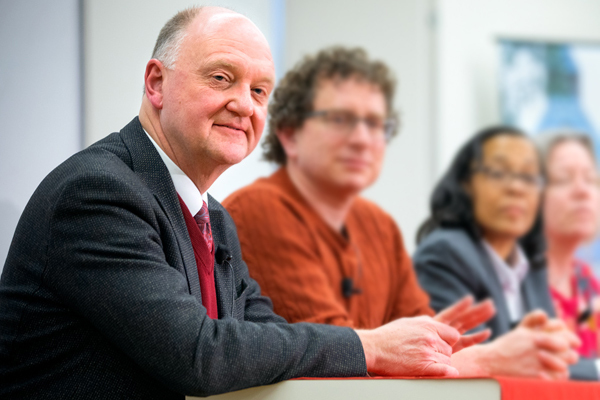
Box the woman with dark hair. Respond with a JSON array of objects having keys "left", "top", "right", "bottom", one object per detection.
[{"left": 414, "top": 126, "right": 598, "bottom": 380}]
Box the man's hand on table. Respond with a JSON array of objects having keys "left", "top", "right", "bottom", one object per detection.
[
  {"left": 355, "top": 296, "right": 495, "bottom": 377},
  {"left": 452, "top": 310, "right": 580, "bottom": 380},
  {"left": 433, "top": 296, "right": 495, "bottom": 352}
]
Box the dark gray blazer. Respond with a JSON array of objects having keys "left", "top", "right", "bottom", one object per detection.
[
  {"left": 414, "top": 227, "right": 597, "bottom": 381},
  {"left": 0, "top": 117, "right": 366, "bottom": 399}
]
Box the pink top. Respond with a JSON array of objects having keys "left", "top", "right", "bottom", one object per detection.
[{"left": 550, "top": 260, "right": 600, "bottom": 358}]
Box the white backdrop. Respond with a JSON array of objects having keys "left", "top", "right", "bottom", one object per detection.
[{"left": 0, "top": 0, "right": 82, "bottom": 270}]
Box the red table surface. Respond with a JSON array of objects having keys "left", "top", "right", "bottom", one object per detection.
[
  {"left": 494, "top": 376, "right": 600, "bottom": 399},
  {"left": 295, "top": 376, "right": 600, "bottom": 399}
]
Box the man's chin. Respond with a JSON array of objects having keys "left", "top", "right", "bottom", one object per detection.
[
  {"left": 213, "top": 144, "right": 252, "bottom": 166},
  {"left": 331, "top": 178, "right": 372, "bottom": 196}
]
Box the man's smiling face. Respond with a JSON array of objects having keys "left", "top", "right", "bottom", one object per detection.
[{"left": 159, "top": 11, "right": 275, "bottom": 170}]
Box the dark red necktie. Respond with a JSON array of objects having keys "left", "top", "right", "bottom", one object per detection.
[
  {"left": 177, "top": 195, "right": 218, "bottom": 319},
  {"left": 194, "top": 202, "right": 214, "bottom": 254}
]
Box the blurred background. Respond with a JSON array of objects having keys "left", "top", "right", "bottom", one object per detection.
[{"left": 2, "top": 0, "right": 600, "bottom": 273}]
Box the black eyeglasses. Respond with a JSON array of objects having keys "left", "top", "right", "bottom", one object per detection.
[
  {"left": 473, "top": 165, "right": 545, "bottom": 189},
  {"left": 304, "top": 109, "right": 397, "bottom": 143}
]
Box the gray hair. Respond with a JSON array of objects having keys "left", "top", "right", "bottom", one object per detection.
[
  {"left": 151, "top": 7, "right": 203, "bottom": 69},
  {"left": 535, "top": 129, "right": 597, "bottom": 174}
]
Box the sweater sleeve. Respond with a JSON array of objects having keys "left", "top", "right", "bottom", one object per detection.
[{"left": 223, "top": 188, "right": 357, "bottom": 327}]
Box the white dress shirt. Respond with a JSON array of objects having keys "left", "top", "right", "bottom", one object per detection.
[
  {"left": 481, "top": 240, "right": 529, "bottom": 323},
  {"left": 143, "top": 130, "right": 207, "bottom": 215}
]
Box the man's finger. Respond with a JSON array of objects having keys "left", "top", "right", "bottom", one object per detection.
[
  {"left": 538, "top": 319, "right": 581, "bottom": 347},
  {"left": 452, "top": 329, "right": 491, "bottom": 353},
  {"left": 538, "top": 370, "right": 552, "bottom": 381},
  {"left": 542, "top": 318, "right": 569, "bottom": 333},
  {"left": 562, "top": 349, "right": 579, "bottom": 365},
  {"left": 434, "top": 296, "right": 474, "bottom": 326},
  {"left": 432, "top": 321, "right": 461, "bottom": 348},
  {"left": 431, "top": 335, "right": 454, "bottom": 357},
  {"left": 537, "top": 349, "right": 569, "bottom": 372},
  {"left": 420, "top": 363, "right": 460, "bottom": 378},
  {"left": 560, "top": 330, "right": 582, "bottom": 349},
  {"left": 450, "top": 300, "right": 496, "bottom": 333},
  {"left": 428, "top": 349, "right": 454, "bottom": 366},
  {"left": 534, "top": 332, "right": 570, "bottom": 353},
  {"left": 519, "top": 309, "right": 548, "bottom": 329}
]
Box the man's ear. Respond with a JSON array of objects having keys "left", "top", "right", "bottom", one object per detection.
[
  {"left": 276, "top": 127, "right": 298, "bottom": 160},
  {"left": 144, "top": 59, "right": 165, "bottom": 110}
]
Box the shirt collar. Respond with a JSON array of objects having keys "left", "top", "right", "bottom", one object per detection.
[
  {"left": 482, "top": 240, "right": 530, "bottom": 285},
  {"left": 143, "top": 130, "right": 207, "bottom": 216}
]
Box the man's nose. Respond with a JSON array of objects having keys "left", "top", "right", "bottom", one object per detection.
[
  {"left": 347, "top": 120, "right": 372, "bottom": 146},
  {"left": 227, "top": 86, "right": 254, "bottom": 117}
]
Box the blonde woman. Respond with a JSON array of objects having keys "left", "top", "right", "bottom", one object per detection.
[{"left": 540, "top": 132, "right": 600, "bottom": 358}]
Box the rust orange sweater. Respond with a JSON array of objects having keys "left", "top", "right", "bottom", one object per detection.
[{"left": 222, "top": 168, "right": 433, "bottom": 329}]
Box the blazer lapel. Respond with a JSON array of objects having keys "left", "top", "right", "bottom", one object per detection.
[
  {"left": 119, "top": 117, "right": 202, "bottom": 303},
  {"left": 208, "top": 195, "right": 235, "bottom": 318},
  {"left": 521, "top": 267, "right": 555, "bottom": 317},
  {"left": 472, "top": 243, "right": 513, "bottom": 334}
]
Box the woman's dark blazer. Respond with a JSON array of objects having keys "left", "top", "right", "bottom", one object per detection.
[{"left": 413, "top": 227, "right": 597, "bottom": 381}]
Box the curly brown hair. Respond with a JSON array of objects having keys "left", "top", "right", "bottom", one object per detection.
[{"left": 263, "top": 46, "right": 399, "bottom": 165}]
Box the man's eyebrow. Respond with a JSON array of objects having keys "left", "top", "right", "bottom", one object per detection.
[
  {"left": 201, "top": 60, "right": 237, "bottom": 71},
  {"left": 257, "top": 74, "right": 275, "bottom": 87},
  {"left": 199, "top": 61, "right": 275, "bottom": 86}
]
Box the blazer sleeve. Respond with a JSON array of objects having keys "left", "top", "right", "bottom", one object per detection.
[
  {"left": 45, "top": 172, "right": 366, "bottom": 396},
  {"left": 570, "top": 359, "right": 599, "bottom": 381},
  {"left": 413, "top": 233, "right": 487, "bottom": 333}
]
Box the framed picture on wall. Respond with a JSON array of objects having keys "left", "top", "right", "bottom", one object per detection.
[{"left": 498, "top": 38, "right": 600, "bottom": 273}]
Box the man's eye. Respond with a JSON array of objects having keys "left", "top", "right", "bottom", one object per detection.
[
  {"left": 253, "top": 88, "right": 264, "bottom": 95},
  {"left": 330, "top": 114, "right": 350, "bottom": 124},
  {"left": 365, "top": 118, "right": 382, "bottom": 130},
  {"left": 213, "top": 75, "right": 226, "bottom": 81}
]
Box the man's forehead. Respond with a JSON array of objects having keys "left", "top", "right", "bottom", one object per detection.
[
  {"left": 187, "top": 9, "right": 268, "bottom": 46},
  {"left": 205, "top": 12, "right": 254, "bottom": 30},
  {"left": 307, "top": 77, "right": 388, "bottom": 119},
  {"left": 314, "top": 77, "right": 386, "bottom": 102},
  {"left": 181, "top": 9, "right": 273, "bottom": 66}
]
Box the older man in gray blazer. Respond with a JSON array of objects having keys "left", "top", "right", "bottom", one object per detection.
[{"left": 0, "top": 6, "right": 491, "bottom": 399}]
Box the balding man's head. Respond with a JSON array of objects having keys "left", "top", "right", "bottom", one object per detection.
[
  {"left": 151, "top": 6, "right": 268, "bottom": 70},
  {"left": 141, "top": 6, "right": 275, "bottom": 192},
  {"left": 151, "top": 7, "right": 202, "bottom": 69}
]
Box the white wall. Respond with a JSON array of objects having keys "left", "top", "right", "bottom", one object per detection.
[
  {"left": 0, "top": 0, "right": 82, "bottom": 269},
  {"left": 285, "top": 0, "right": 437, "bottom": 251},
  {"left": 436, "top": 0, "right": 600, "bottom": 176}
]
